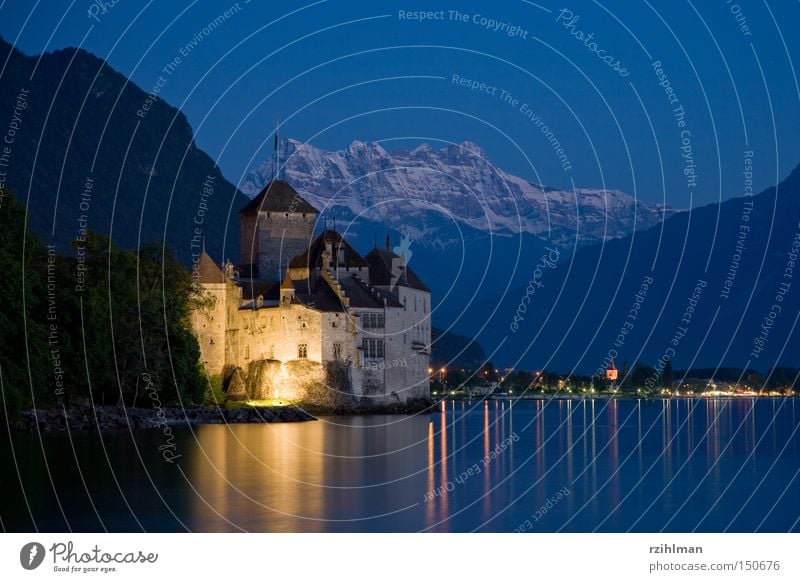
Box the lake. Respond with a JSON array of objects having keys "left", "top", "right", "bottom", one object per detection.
[{"left": 2, "top": 398, "right": 798, "bottom": 532}]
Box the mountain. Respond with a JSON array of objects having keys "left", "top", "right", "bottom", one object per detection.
[
  {"left": 242, "top": 138, "right": 679, "bottom": 329},
  {"left": 472, "top": 164, "right": 800, "bottom": 373},
  {"left": 0, "top": 37, "right": 246, "bottom": 264},
  {"left": 431, "top": 327, "right": 487, "bottom": 370},
  {"left": 242, "top": 138, "right": 676, "bottom": 249}
]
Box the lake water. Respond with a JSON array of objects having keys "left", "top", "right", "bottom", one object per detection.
[{"left": 2, "top": 398, "right": 798, "bottom": 532}]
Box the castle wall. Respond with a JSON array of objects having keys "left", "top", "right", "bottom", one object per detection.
[
  {"left": 230, "top": 303, "right": 322, "bottom": 365},
  {"left": 240, "top": 214, "right": 258, "bottom": 266},
  {"left": 191, "top": 277, "right": 432, "bottom": 403},
  {"left": 191, "top": 282, "right": 228, "bottom": 378},
  {"left": 256, "top": 212, "right": 315, "bottom": 281},
  {"left": 384, "top": 286, "right": 431, "bottom": 401}
]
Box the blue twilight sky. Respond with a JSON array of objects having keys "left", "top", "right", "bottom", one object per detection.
[{"left": 1, "top": 0, "right": 798, "bottom": 208}]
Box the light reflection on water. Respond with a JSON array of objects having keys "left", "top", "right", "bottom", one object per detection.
[{"left": 2, "top": 399, "right": 798, "bottom": 532}]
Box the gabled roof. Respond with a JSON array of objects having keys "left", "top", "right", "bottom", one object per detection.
[
  {"left": 365, "top": 247, "right": 429, "bottom": 292},
  {"left": 196, "top": 251, "right": 225, "bottom": 284},
  {"left": 289, "top": 230, "right": 370, "bottom": 270},
  {"left": 239, "top": 179, "right": 318, "bottom": 215}
]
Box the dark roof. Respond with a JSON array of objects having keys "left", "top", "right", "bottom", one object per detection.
[
  {"left": 339, "top": 275, "right": 402, "bottom": 308},
  {"left": 238, "top": 275, "right": 344, "bottom": 312},
  {"left": 289, "top": 230, "right": 370, "bottom": 270},
  {"left": 239, "top": 279, "right": 277, "bottom": 301},
  {"left": 240, "top": 179, "right": 318, "bottom": 215},
  {"left": 365, "top": 247, "right": 429, "bottom": 292},
  {"left": 291, "top": 277, "right": 346, "bottom": 312},
  {"left": 235, "top": 263, "right": 259, "bottom": 279},
  {"left": 196, "top": 251, "right": 225, "bottom": 284}
]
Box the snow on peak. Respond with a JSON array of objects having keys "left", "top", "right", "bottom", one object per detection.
[{"left": 239, "top": 138, "right": 677, "bottom": 248}]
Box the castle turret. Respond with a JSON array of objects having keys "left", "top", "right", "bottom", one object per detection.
[
  {"left": 191, "top": 251, "right": 228, "bottom": 377},
  {"left": 239, "top": 179, "right": 318, "bottom": 281},
  {"left": 280, "top": 271, "right": 296, "bottom": 305}
]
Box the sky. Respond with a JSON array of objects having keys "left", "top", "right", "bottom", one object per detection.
[{"left": 1, "top": 0, "right": 799, "bottom": 209}]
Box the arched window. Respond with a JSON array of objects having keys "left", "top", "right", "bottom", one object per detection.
[{"left": 298, "top": 344, "right": 308, "bottom": 359}]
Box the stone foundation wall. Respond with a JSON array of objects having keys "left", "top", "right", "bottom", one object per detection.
[{"left": 223, "top": 359, "right": 354, "bottom": 408}]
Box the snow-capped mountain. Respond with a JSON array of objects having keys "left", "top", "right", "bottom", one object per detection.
[{"left": 241, "top": 138, "right": 677, "bottom": 250}]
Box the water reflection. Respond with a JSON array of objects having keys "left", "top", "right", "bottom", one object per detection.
[{"left": 2, "top": 399, "right": 798, "bottom": 532}]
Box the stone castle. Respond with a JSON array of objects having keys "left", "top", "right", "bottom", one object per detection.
[{"left": 190, "top": 180, "right": 432, "bottom": 405}]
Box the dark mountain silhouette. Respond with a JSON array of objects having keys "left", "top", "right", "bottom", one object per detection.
[
  {"left": 471, "top": 164, "right": 800, "bottom": 373},
  {"left": 431, "top": 327, "right": 487, "bottom": 369},
  {"left": 0, "top": 36, "right": 246, "bottom": 264}
]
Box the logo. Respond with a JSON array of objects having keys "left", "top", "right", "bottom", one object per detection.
[
  {"left": 390, "top": 235, "right": 414, "bottom": 290},
  {"left": 20, "top": 542, "right": 45, "bottom": 570}
]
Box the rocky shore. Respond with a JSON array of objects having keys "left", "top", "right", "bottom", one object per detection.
[
  {"left": 298, "top": 397, "right": 435, "bottom": 416},
  {"left": 13, "top": 405, "right": 316, "bottom": 432}
]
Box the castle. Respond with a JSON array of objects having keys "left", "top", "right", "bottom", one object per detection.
[{"left": 190, "top": 179, "right": 432, "bottom": 405}]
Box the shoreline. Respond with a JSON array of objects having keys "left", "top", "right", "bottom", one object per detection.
[
  {"left": 12, "top": 398, "right": 437, "bottom": 432},
  {"left": 13, "top": 404, "right": 317, "bottom": 432}
]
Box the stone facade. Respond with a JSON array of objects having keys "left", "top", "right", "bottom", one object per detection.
[
  {"left": 191, "top": 180, "right": 431, "bottom": 405},
  {"left": 256, "top": 212, "right": 316, "bottom": 282}
]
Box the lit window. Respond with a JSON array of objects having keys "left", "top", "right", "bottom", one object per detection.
[{"left": 298, "top": 344, "right": 308, "bottom": 359}]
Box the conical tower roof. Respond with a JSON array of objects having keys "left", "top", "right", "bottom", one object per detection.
[{"left": 196, "top": 251, "right": 225, "bottom": 284}]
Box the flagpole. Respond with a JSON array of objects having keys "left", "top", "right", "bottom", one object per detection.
[{"left": 274, "top": 117, "right": 279, "bottom": 181}]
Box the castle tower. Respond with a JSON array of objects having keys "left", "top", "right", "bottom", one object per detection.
[
  {"left": 191, "top": 251, "right": 228, "bottom": 377},
  {"left": 239, "top": 179, "right": 318, "bottom": 281}
]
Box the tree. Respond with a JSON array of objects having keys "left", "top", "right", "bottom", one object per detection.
[
  {"left": 662, "top": 360, "right": 673, "bottom": 389},
  {"left": 1, "top": 188, "right": 206, "bottom": 418},
  {"left": 481, "top": 361, "right": 499, "bottom": 382},
  {"left": 630, "top": 362, "right": 657, "bottom": 389},
  {"left": 0, "top": 189, "right": 50, "bottom": 418}
]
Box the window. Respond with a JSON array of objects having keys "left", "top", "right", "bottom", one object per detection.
[
  {"left": 298, "top": 343, "right": 308, "bottom": 359},
  {"left": 244, "top": 345, "right": 250, "bottom": 360},
  {"left": 362, "top": 339, "right": 384, "bottom": 359},
  {"left": 267, "top": 344, "right": 275, "bottom": 359},
  {"left": 362, "top": 312, "right": 385, "bottom": 329},
  {"left": 333, "top": 343, "right": 342, "bottom": 359}
]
